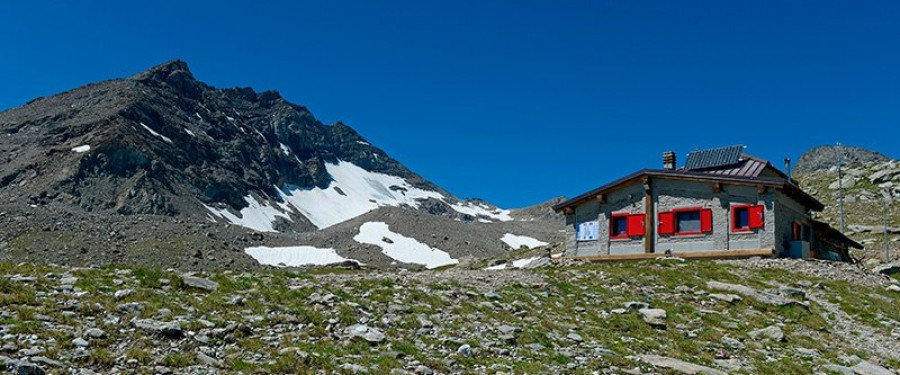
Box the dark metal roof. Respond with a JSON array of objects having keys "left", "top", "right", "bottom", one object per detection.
[
  {"left": 701, "top": 158, "right": 765, "bottom": 177},
  {"left": 686, "top": 154, "right": 795, "bottom": 183},
  {"left": 685, "top": 145, "right": 745, "bottom": 170},
  {"left": 699, "top": 155, "right": 770, "bottom": 178}
]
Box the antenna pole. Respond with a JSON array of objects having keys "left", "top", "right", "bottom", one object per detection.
[
  {"left": 885, "top": 189, "right": 891, "bottom": 263},
  {"left": 836, "top": 143, "right": 845, "bottom": 234}
]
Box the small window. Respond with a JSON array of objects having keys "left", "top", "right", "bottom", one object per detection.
[
  {"left": 611, "top": 215, "right": 629, "bottom": 239},
  {"left": 792, "top": 222, "right": 811, "bottom": 241},
  {"left": 733, "top": 206, "right": 750, "bottom": 232},
  {"left": 659, "top": 208, "right": 710, "bottom": 236},
  {"left": 676, "top": 211, "right": 702, "bottom": 234},
  {"left": 732, "top": 204, "right": 764, "bottom": 232},
  {"left": 610, "top": 213, "right": 645, "bottom": 239}
]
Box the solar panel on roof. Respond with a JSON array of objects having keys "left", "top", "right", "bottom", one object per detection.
[{"left": 684, "top": 145, "right": 745, "bottom": 170}]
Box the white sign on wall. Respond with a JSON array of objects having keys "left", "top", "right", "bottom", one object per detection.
[{"left": 576, "top": 220, "right": 599, "bottom": 241}]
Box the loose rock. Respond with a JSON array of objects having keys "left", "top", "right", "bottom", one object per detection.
[
  {"left": 71, "top": 338, "right": 89, "bottom": 348},
  {"left": 181, "top": 275, "right": 219, "bottom": 291},
  {"left": 345, "top": 324, "right": 386, "bottom": 344},
  {"left": 749, "top": 325, "right": 785, "bottom": 342},
  {"left": 851, "top": 360, "right": 895, "bottom": 375},
  {"left": 706, "top": 281, "right": 804, "bottom": 308},
  {"left": 639, "top": 355, "right": 727, "bottom": 375},
  {"left": 639, "top": 308, "right": 667, "bottom": 329},
  {"left": 132, "top": 319, "right": 184, "bottom": 339},
  {"left": 709, "top": 293, "right": 742, "bottom": 303}
]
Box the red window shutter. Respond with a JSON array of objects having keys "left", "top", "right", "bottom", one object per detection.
[
  {"left": 627, "top": 214, "right": 645, "bottom": 237},
  {"left": 700, "top": 209, "right": 713, "bottom": 233},
  {"left": 748, "top": 205, "right": 765, "bottom": 229},
  {"left": 658, "top": 212, "right": 674, "bottom": 235}
]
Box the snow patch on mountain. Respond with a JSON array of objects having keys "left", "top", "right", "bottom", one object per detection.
[
  {"left": 203, "top": 195, "right": 292, "bottom": 232},
  {"left": 140, "top": 122, "right": 173, "bottom": 144},
  {"left": 71, "top": 145, "right": 91, "bottom": 153},
  {"left": 245, "top": 245, "right": 355, "bottom": 267},
  {"left": 277, "top": 161, "right": 446, "bottom": 229},
  {"left": 353, "top": 221, "right": 458, "bottom": 269},
  {"left": 450, "top": 201, "right": 513, "bottom": 222},
  {"left": 501, "top": 233, "right": 548, "bottom": 249},
  {"left": 485, "top": 256, "right": 544, "bottom": 270},
  {"left": 202, "top": 160, "right": 519, "bottom": 232}
]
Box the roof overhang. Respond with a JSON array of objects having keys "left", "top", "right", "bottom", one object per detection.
[
  {"left": 812, "top": 220, "right": 864, "bottom": 250},
  {"left": 552, "top": 169, "right": 824, "bottom": 213}
]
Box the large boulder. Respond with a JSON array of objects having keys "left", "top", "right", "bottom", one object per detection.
[
  {"left": 132, "top": 318, "right": 184, "bottom": 339},
  {"left": 851, "top": 360, "right": 895, "bottom": 375},
  {"left": 829, "top": 176, "right": 857, "bottom": 190},
  {"left": 869, "top": 169, "right": 900, "bottom": 184},
  {"left": 706, "top": 281, "right": 804, "bottom": 308},
  {"left": 873, "top": 262, "right": 900, "bottom": 276},
  {"left": 639, "top": 355, "right": 727, "bottom": 375},
  {"left": 344, "top": 324, "right": 385, "bottom": 344},
  {"left": 181, "top": 275, "right": 219, "bottom": 291},
  {"left": 749, "top": 325, "right": 785, "bottom": 342},
  {"left": 638, "top": 308, "right": 667, "bottom": 329}
]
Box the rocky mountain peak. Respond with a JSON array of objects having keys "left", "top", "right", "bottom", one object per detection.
[
  {"left": 257, "top": 90, "right": 283, "bottom": 104},
  {"left": 131, "top": 60, "right": 205, "bottom": 101},
  {"left": 0, "top": 60, "right": 545, "bottom": 237},
  {"left": 131, "top": 59, "right": 193, "bottom": 82},
  {"left": 794, "top": 145, "right": 891, "bottom": 175}
]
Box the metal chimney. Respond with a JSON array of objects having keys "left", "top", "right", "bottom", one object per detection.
[
  {"left": 784, "top": 157, "right": 792, "bottom": 180},
  {"left": 663, "top": 151, "right": 676, "bottom": 170}
]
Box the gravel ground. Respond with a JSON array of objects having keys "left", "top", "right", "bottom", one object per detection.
[{"left": 1, "top": 259, "right": 898, "bottom": 374}]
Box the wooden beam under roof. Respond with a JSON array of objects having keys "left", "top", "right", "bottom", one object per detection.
[{"left": 567, "top": 248, "right": 775, "bottom": 262}]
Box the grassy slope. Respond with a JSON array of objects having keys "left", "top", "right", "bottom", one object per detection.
[{"left": 1, "top": 260, "right": 897, "bottom": 374}]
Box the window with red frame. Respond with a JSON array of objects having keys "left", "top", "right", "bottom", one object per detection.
[
  {"left": 732, "top": 206, "right": 751, "bottom": 232},
  {"left": 676, "top": 210, "right": 702, "bottom": 234},
  {"left": 731, "top": 204, "right": 764, "bottom": 232},
  {"left": 610, "top": 215, "right": 629, "bottom": 239},
  {"left": 791, "top": 222, "right": 810, "bottom": 241},
  {"left": 659, "top": 208, "right": 712, "bottom": 236},
  {"left": 610, "top": 213, "right": 645, "bottom": 239}
]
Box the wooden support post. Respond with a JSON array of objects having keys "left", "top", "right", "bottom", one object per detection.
[
  {"left": 595, "top": 194, "right": 606, "bottom": 204},
  {"left": 643, "top": 177, "right": 654, "bottom": 254}
]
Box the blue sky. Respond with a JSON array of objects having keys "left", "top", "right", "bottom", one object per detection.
[{"left": 1, "top": 1, "right": 898, "bottom": 208}]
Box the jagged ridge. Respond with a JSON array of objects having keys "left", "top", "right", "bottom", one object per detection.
[{"left": 0, "top": 60, "right": 445, "bottom": 230}]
